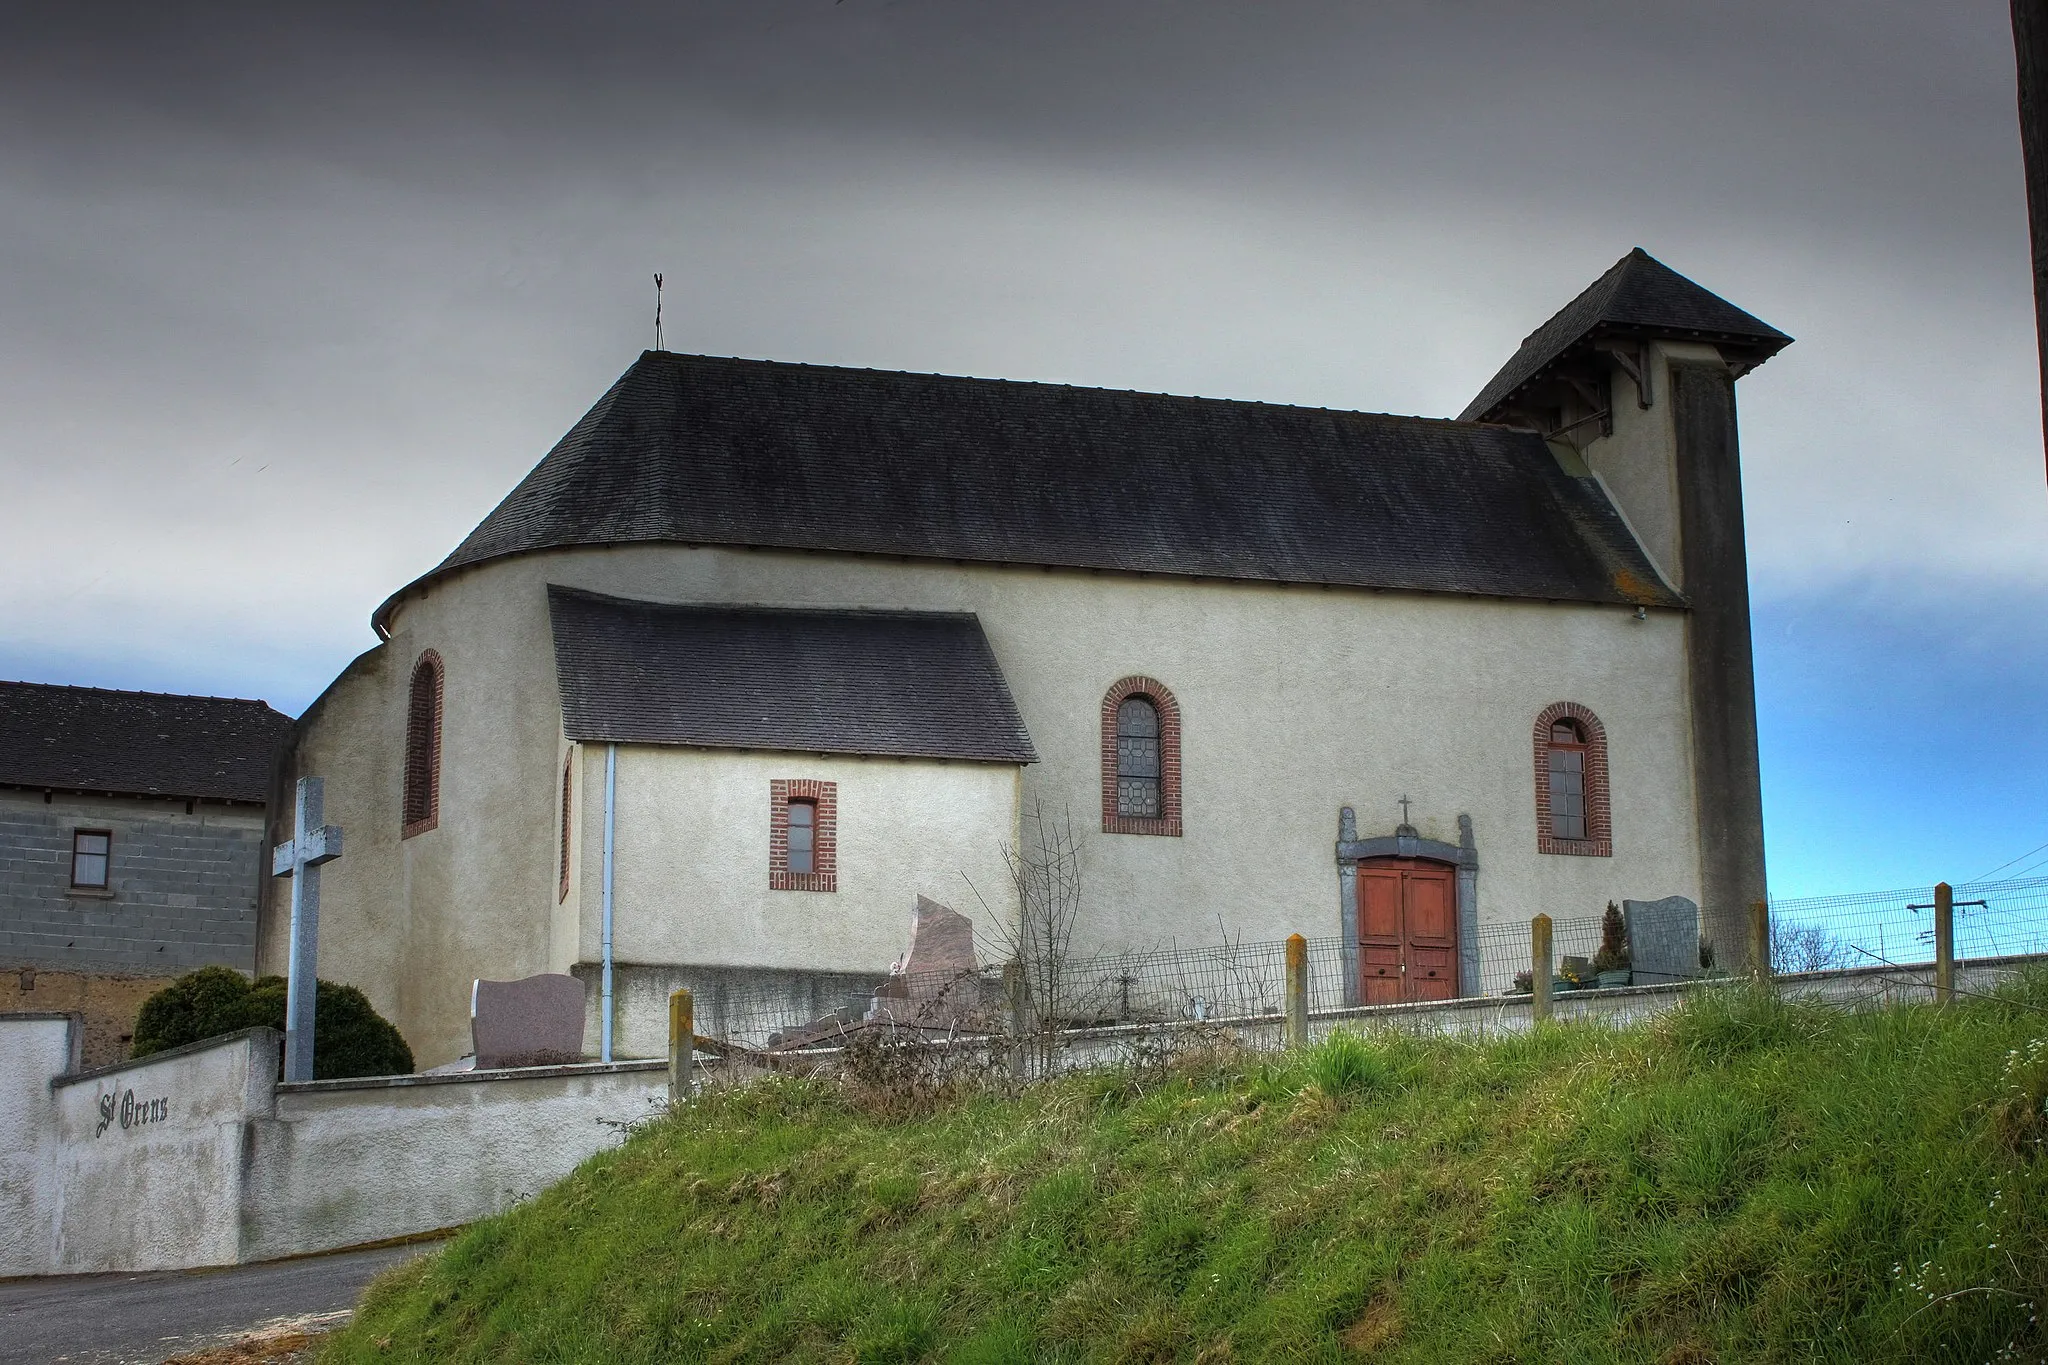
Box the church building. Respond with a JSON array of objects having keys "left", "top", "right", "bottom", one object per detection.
[{"left": 267, "top": 248, "right": 1790, "bottom": 1067}]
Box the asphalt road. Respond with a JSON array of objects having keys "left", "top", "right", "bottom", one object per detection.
[{"left": 0, "top": 1241, "right": 436, "bottom": 1365}]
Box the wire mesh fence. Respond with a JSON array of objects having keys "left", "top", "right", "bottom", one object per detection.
[
  {"left": 678, "top": 876, "right": 2048, "bottom": 1056},
  {"left": 687, "top": 964, "right": 1011, "bottom": 1054},
  {"left": 1035, "top": 935, "right": 1350, "bottom": 1026},
  {"left": 1767, "top": 875, "right": 2048, "bottom": 974}
]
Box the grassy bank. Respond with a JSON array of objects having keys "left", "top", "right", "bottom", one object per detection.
[{"left": 326, "top": 982, "right": 2048, "bottom": 1363}]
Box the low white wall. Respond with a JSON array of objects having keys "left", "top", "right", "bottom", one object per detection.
[
  {"left": 0, "top": 1014, "right": 77, "bottom": 1277},
  {"left": 47, "top": 1028, "right": 279, "bottom": 1273},
  {"left": 10, "top": 1019, "right": 668, "bottom": 1275},
  {"left": 241, "top": 1062, "right": 668, "bottom": 1262}
]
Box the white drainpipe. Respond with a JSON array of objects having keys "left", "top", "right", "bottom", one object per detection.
[{"left": 601, "top": 742, "right": 617, "bottom": 1063}]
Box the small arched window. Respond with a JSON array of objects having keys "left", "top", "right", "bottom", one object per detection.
[
  {"left": 402, "top": 650, "right": 444, "bottom": 838},
  {"left": 1101, "top": 677, "right": 1182, "bottom": 836},
  {"left": 788, "top": 798, "right": 816, "bottom": 874},
  {"left": 557, "top": 751, "right": 573, "bottom": 902},
  {"left": 1533, "top": 703, "right": 1610, "bottom": 856},
  {"left": 770, "top": 779, "right": 836, "bottom": 891}
]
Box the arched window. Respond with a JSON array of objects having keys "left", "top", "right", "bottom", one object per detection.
[
  {"left": 402, "top": 650, "right": 444, "bottom": 838},
  {"left": 1101, "top": 677, "right": 1181, "bottom": 836},
  {"left": 1533, "top": 702, "right": 1610, "bottom": 856},
  {"left": 1116, "top": 697, "right": 1161, "bottom": 817},
  {"left": 557, "top": 751, "right": 573, "bottom": 902}
]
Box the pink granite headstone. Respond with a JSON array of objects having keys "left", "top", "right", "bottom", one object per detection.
[
  {"left": 471, "top": 973, "right": 586, "bottom": 1068},
  {"left": 900, "top": 896, "right": 977, "bottom": 984}
]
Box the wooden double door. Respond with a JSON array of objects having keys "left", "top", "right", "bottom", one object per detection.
[{"left": 1357, "top": 858, "right": 1459, "bottom": 1003}]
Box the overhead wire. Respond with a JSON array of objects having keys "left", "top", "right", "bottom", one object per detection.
[{"left": 1974, "top": 836, "right": 2048, "bottom": 882}]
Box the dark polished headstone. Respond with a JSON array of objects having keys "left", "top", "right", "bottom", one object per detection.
[
  {"left": 471, "top": 973, "right": 586, "bottom": 1068},
  {"left": 1623, "top": 896, "right": 1702, "bottom": 985}
]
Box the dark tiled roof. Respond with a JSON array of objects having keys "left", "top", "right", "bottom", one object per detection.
[
  {"left": 375, "top": 348, "right": 1687, "bottom": 630},
  {"left": 0, "top": 682, "right": 293, "bottom": 803},
  {"left": 547, "top": 588, "right": 1037, "bottom": 763},
  {"left": 1460, "top": 248, "right": 1791, "bottom": 422}
]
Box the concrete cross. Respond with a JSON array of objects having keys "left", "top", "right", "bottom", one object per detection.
[{"left": 271, "top": 777, "right": 343, "bottom": 1083}]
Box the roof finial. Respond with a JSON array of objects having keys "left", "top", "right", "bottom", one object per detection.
[{"left": 653, "top": 273, "right": 665, "bottom": 352}]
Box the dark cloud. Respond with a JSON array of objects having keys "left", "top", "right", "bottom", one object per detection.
[{"left": 0, "top": 0, "right": 2041, "bottom": 711}]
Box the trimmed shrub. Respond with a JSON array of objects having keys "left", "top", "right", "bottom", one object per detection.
[{"left": 132, "top": 968, "right": 413, "bottom": 1079}]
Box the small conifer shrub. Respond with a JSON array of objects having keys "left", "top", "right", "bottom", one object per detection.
[{"left": 132, "top": 966, "right": 413, "bottom": 1079}]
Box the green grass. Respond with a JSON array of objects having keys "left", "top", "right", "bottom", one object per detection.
[{"left": 324, "top": 980, "right": 2048, "bottom": 1363}]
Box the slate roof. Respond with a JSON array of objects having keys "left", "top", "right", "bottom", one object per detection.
[
  {"left": 547, "top": 588, "right": 1037, "bottom": 763},
  {"left": 1460, "top": 248, "right": 1791, "bottom": 423},
  {"left": 376, "top": 345, "right": 1690, "bottom": 631},
  {"left": 0, "top": 682, "right": 294, "bottom": 803}
]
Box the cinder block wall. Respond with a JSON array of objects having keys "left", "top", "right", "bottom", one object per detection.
[{"left": 0, "top": 789, "right": 266, "bottom": 976}]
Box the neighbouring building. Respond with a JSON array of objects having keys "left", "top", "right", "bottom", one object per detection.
[
  {"left": 0, "top": 682, "right": 294, "bottom": 1064},
  {"left": 270, "top": 247, "right": 1791, "bottom": 1067}
]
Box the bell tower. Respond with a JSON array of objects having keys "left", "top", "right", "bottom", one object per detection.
[{"left": 1462, "top": 248, "right": 1792, "bottom": 970}]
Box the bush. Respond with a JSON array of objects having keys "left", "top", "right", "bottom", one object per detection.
[{"left": 132, "top": 967, "right": 414, "bottom": 1079}]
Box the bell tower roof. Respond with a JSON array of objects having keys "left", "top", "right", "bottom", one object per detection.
[{"left": 1460, "top": 248, "right": 1790, "bottom": 425}]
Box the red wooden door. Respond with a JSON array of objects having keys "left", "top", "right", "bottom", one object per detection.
[{"left": 1355, "top": 859, "right": 1459, "bottom": 1003}]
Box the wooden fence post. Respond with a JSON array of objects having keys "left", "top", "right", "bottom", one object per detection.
[
  {"left": 1284, "top": 934, "right": 1308, "bottom": 1049},
  {"left": 1749, "top": 901, "right": 1771, "bottom": 982},
  {"left": 1531, "top": 915, "right": 1553, "bottom": 1024},
  {"left": 668, "top": 988, "right": 694, "bottom": 1104},
  {"left": 1003, "top": 961, "right": 1029, "bottom": 1084},
  {"left": 1934, "top": 881, "right": 1955, "bottom": 1005}
]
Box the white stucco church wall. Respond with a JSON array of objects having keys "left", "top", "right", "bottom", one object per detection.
[
  {"left": 574, "top": 747, "right": 1022, "bottom": 974},
  {"left": 275, "top": 543, "right": 1704, "bottom": 1067}
]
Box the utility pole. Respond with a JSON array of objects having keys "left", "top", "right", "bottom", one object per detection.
[{"left": 2013, "top": 0, "right": 2048, "bottom": 484}]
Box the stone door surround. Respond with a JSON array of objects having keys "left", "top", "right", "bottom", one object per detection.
[{"left": 1335, "top": 806, "right": 1480, "bottom": 1005}]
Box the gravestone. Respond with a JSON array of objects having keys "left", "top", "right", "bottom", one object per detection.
[
  {"left": 471, "top": 973, "right": 586, "bottom": 1069},
  {"left": 898, "top": 896, "right": 978, "bottom": 978},
  {"left": 1623, "top": 896, "right": 1702, "bottom": 985},
  {"left": 869, "top": 897, "right": 986, "bottom": 1029}
]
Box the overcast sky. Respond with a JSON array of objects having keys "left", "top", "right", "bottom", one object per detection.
[{"left": 2, "top": 1, "right": 2044, "bottom": 894}]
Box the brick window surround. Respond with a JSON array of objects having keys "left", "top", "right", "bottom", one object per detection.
[
  {"left": 1533, "top": 701, "right": 1612, "bottom": 857},
  {"left": 769, "top": 779, "right": 837, "bottom": 891},
  {"left": 1100, "top": 676, "right": 1182, "bottom": 837},
  {"left": 557, "top": 751, "right": 573, "bottom": 903},
  {"left": 402, "top": 649, "right": 444, "bottom": 840}
]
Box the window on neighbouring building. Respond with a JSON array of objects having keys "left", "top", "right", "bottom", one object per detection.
[
  {"left": 1548, "top": 719, "right": 1588, "bottom": 840},
  {"left": 402, "top": 650, "right": 444, "bottom": 837},
  {"left": 788, "top": 798, "right": 816, "bottom": 875},
  {"left": 71, "top": 830, "right": 110, "bottom": 889},
  {"left": 1116, "top": 696, "right": 1161, "bottom": 818}
]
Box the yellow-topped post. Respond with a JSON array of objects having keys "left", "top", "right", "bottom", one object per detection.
[
  {"left": 1284, "top": 934, "right": 1308, "bottom": 1049},
  {"left": 1531, "top": 915, "right": 1554, "bottom": 1024},
  {"left": 669, "top": 988, "right": 694, "bottom": 1102},
  {"left": 1934, "top": 882, "right": 1955, "bottom": 1005}
]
